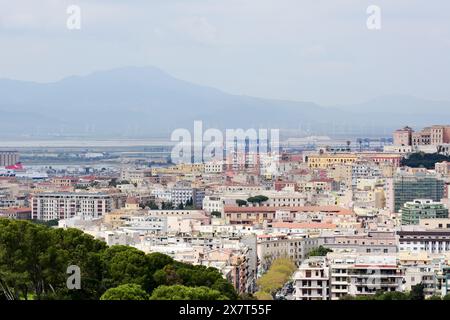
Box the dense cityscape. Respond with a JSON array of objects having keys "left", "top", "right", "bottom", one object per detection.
[
  {"left": 2, "top": 125, "right": 450, "bottom": 300},
  {"left": 2, "top": 2, "right": 450, "bottom": 318}
]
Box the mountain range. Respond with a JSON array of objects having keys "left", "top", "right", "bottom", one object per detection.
[{"left": 0, "top": 66, "right": 449, "bottom": 138}]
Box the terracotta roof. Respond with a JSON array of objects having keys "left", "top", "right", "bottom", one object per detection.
[
  {"left": 126, "top": 197, "right": 139, "bottom": 204},
  {"left": 224, "top": 205, "right": 353, "bottom": 215},
  {"left": 0, "top": 207, "right": 31, "bottom": 213},
  {"left": 271, "top": 222, "right": 336, "bottom": 229},
  {"left": 257, "top": 234, "right": 288, "bottom": 239}
]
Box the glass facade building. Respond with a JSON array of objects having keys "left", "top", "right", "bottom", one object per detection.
[
  {"left": 394, "top": 173, "right": 445, "bottom": 212},
  {"left": 400, "top": 199, "right": 449, "bottom": 225}
]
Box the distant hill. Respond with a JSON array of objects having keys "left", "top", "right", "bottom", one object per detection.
[{"left": 0, "top": 66, "right": 449, "bottom": 137}]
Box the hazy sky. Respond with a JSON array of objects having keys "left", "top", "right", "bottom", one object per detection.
[{"left": 0, "top": 0, "right": 449, "bottom": 105}]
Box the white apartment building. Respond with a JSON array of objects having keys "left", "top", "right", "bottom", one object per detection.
[
  {"left": 204, "top": 161, "right": 224, "bottom": 174},
  {"left": 266, "top": 191, "right": 306, "bottom": 207},
  {"left": 120, "top": 168, "right": 152, "bottom": 184},
  {"left": 146, "top": 209, "right": 210, "bottom": 226},
  {"left": 151, "top": 187, "right": 172, "bottom": 202},
  {"left": 257, "top": 234, "right": 320, "bottom": 270},
  {"left": 402, "top": 266, "right": 438, "bottom": 297},
  {"left": 293, "top": 257, "right": 330, "bottom": 300},
  {"left": 294, "top": 253, "right": 404, "bottom": 300},
  {"left": 398, "top": 229, "right": 450, "bottom": 254},
  {"left": 0, "top": 150, "right": 19, "bottom": 166},
  {"left": 120, "top": 215, "right": 168, "bottom": 234},
  {"left": 170, "top": 186, "right": 193, "bottom": 206},
  {"left": 32, "top": 192, "right": 112, "bottom": 221},
  {"left": 203, "top": 195, "right": 225, "bottom": 214},
  {"left": 328, "top": 253, "right": 404, "bottom": 299}
]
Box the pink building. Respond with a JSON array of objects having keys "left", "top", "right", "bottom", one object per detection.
[
  {"left": 411, "top": 125, "right": 450, "bottom": 146},
  {"left": 393, "top": 126, "right": 413, "bottom": 146}
]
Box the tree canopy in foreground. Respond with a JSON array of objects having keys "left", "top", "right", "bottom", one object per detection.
[{"left": 0, "top": 219, "right": 237, "bottom": 300}]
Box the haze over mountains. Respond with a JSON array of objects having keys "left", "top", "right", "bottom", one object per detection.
[{"left": 0, "top": 66, "right": 449, "bottom": 138}]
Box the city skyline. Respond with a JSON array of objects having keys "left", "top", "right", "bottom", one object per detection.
[{"left": 3, "top": 0, "right": 450, "bottom": 310}]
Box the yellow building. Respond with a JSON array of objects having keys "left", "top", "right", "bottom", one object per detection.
[
  {"left": 151, "top": 163, "right": 205, "bottom": 175},
  {"left": 307, "top": 153, "right": 358, "bottom": 169},
  {"left": 398, "top": 251, "right": 431, "bottom": 266}
]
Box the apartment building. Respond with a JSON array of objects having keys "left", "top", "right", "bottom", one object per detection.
[
  {"left": 293, "top": 257, "right": 330, "bottom": 300},
  {"left": 436, "top": 161, "right": 450, "bottom": 177},
  {"left": 120, "top": 168, "right": 153, "bottom": 184},
  {"left": 119, "top": 215, "right": 168, "bottom": 234},
  {"left": 393, "top": 126, "right": 414, "bottom": 146},
  {"left": 419, "top": 218, "right": 450, "bottom": 230},
  {"left": 257, "top": 234, "right": 321, "bottom": 270},
  {"left": 323, "top": 231, "right": 397, "bottom": 254},
  {"left": 0, "top": 150, "right": 19, "bottom": 167},
  {"left": 400, "top": 199, "right": 449, "bottom": 225},
  {"left": 294, "top": 253, "right": 404, "bottom": 300},
  {"left": 50, "top": 176, "right": 79, "bottom": 188},
  {"left": 307, "top": 153, "right": 358, "bottom": 169},
  {"left": 351, "top": 162, "right": 382, "bottom": 185},
  {"left": 170, "top": 185, "right": 193, "bottom": 206},
  {"left": 327, "top": 163, "right": 352, "bottom": 186},
  {"left": 297, "top": 179, "right": 337, "bottom": 193},
  {"left": 394, "top": 125, "right": 450, "bottom": 147},
  {"left": 31, "top": 192, "right": 112, "bottom": 221},
  {"left": 204, "top": 161, "right": 224, "bottom": 174},
  {"left": 388, "top": 172, "right": 445, "bottom": 212},
  {"left": 359, "top": 153, "right": 403, "bottom": 167},
  {"left": 152, "top": 163, "right": 205, "bottom": 175},
  {"left": 266, "top": 191, "right": 306, "bottom": 207},
  {"left": 203, "top": 195, "right": 225, "bottom": 214},
  {"left": 398, "top": 229, "right": 450, "bottom": 253},
  {"left": 224, "top": 205, "right": 352, "bottom": 225},
  {"left": 402, "top": 265, "right": 439, "bottom": 297},
  {"left": 0, "top": 207, "right": 31, "bottom": 220},
  {"left": 329, "top": 253, "right": 403, "bottom": 299},
  {"left": 307, "top": 152, "right": 402, "bottom": 169}
]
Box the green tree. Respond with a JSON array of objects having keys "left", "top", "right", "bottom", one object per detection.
[
  {"left": 161, "top": 202, "right": 175, "bottom": 210},
  {"left": 32, "top": 219, "right": 59, "bottom": 227},
  {"left": 410, "top": 283, "right": 425, "bottom": 300},
  {"left": 141, "top": 200, "right": 159, "bottom": 210},
  {"left": 152, "top": 263, "right": 237, "bottom": 300},
  {"left": 255, "top": 257, "right": 296, "bottom": 299},
  {"left": 236, "top": 199, "right": 247, "bottom": 207},
  {"left": 0, "top": 220, "right": 107, "bottom": 300},
  {"left": 101, "top": 245, "right": 152, "bottom": 291},
  {"left": 254, "top": 291, "right": 273, "bottom": 300},
  {"left": 0, "top": 219, "right": 237, "bottom": 301},
  {"left": 211, "top": 211, "right": 221, "bottom": 218},
  {"left": 257, "top": 271, "right": 286, "bottom": 295},
  {"left": 211, "top": 278, "right": 238, "bottom": 300},
  {"left": 374, "top": 291, "right": 409, "bottom": 300},
  {"left": 185, "top": 198, "right": 194, "bottom": 209},
  {"left": 108, "top": 178, "right": 118, "bottom": 187},
  {"left": 307, "top": 246, "right": 333, "bottom": 257},
  {"left": 147, "top": 252, "right": 174, "bottom": 273},
  {"left": 100, "top": 284, "right": 149, "bottom": 300},
  {"left": 150, "top": 285, "right": 228, "bottom": 300},
  {"left": 247, "top": 195, "right": 269, "bottom": 204},
  {"left": 401, "top": 152, "right": 450, "bottom": 169}
]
